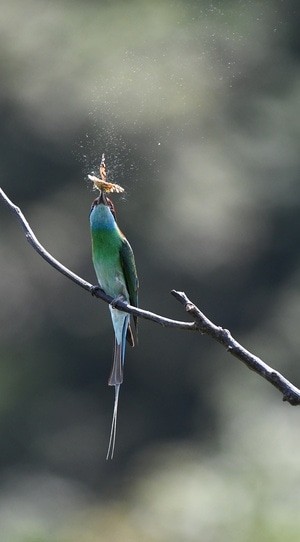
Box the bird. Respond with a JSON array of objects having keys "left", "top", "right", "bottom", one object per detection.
[{"left": 89, "top": 160, "right": 138, "bottom": 459}]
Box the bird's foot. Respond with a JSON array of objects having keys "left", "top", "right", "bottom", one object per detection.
[
  {"left": 90, "top": 285, "right": 105, "bottom": 297},
  {"left": 110, "top": 294, "right": 127, "bottom": 309}
]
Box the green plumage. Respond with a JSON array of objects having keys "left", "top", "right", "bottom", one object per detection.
[{"left": 90, "top": 191, "right": 138, "bottom": 458}]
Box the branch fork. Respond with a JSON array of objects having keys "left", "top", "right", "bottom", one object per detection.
[{"left": 1, "top": 187, "right": 300, "bottom": 406}]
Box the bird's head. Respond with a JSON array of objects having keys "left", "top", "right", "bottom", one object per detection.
[{"left": 90, "top": 191, "right": 117, "bottom": 221}]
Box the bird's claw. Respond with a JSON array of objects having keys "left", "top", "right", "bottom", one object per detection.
[
  {"left": 90, "top": 285, "right": 105, "bottom": 297},
  {"left": 110, "top": 294, "right": 126, "bottom": 309}
]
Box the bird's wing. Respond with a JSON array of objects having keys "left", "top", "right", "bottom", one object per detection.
[{"left": 120, "top": 236, "right": 139, "bottom": 335}]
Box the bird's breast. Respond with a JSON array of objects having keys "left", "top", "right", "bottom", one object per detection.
[{"left": 91, "top": 227, "right": 128, "bottom": 300}]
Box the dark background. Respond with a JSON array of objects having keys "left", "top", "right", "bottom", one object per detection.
[{"left": 1, "top": 1, "right": 300, "bottom": 540}]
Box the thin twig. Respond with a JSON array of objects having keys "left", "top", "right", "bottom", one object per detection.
[{"left": 1, "top": 187, "right": 300, "bottom": 405}]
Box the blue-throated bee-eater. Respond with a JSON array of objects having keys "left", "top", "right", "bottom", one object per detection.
[{"left": 89, "top": 155, "right": 138, "bottom": 458}]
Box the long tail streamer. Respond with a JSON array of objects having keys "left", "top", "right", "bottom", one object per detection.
[{"left": 106, "top": 384, "right": 120, "bottom": 460}]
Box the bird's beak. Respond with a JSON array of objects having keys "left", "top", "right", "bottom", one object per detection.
[{"left": 98, "top": 190, "right": 108, "bottom": 205}]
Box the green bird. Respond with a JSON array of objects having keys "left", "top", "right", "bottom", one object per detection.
[{"left": 89, "top": 166, "right": 138, "bottom": 459}]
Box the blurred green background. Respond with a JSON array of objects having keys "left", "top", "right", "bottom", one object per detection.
[{"left": 1, "top": 0, "right": 300, "bottom": 540}]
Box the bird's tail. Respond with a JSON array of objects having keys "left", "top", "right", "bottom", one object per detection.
[
  {"left": 106, "top": 383, "right": 120, "bottom": 460},
  {"left": 108, "top": 339, "right": 124, "bottom": 386},
  {"left": 106, "top": 315, "right": 129, "bottom": 459}
]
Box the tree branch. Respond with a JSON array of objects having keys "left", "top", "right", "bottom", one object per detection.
[
  {"left": 171, "top": 290, "right": 300, "bottom": 405},
  {"left": 1, "top": 187, "right": 300, "bottom": 405},
  {"left": 0, "top": 188, "right": 194, "bottom": 330}
]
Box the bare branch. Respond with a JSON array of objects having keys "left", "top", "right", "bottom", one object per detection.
[
  {"left": 1, "top": 187, "right": 300, "bottom": 405},
  {"left": 171, "top": 290, "right": 300, "bottom": 405}
]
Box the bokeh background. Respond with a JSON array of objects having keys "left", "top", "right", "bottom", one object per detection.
[{"left": 1, "top": 0, "right": 300, "bottom": 540}]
